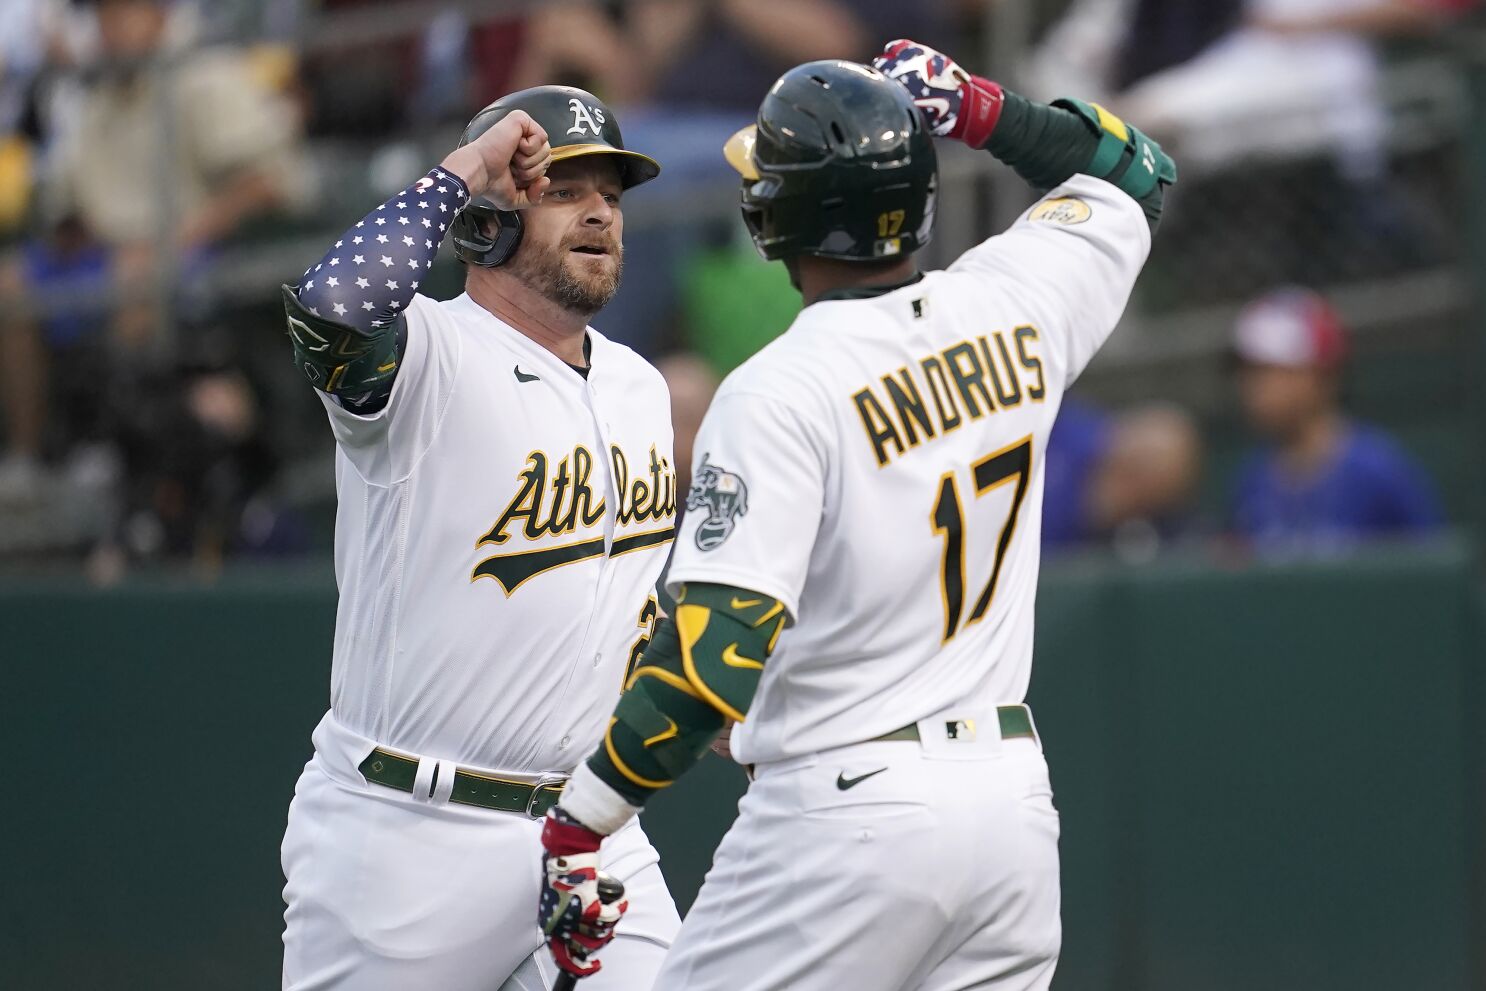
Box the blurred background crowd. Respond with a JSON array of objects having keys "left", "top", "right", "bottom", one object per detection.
[{"left": 0, "top": 0, "right": 1480, "bottom": 580}]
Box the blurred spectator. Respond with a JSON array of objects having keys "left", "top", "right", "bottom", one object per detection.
[
  {"left": 1120, "top": 0, "right": 1465, "bottom": 175},
  {"left": 511, "top": 0, "right": 955, "bottom": 354},
  {"left": 0, "top": 213, "right": 112, "bottom": 477},
  {"left": 90, "top": 351, "right": 308, "bottom": 583},
  {"left": 1089, "top": 404, "right": 1203, "bottom": 559},
  {"left": 1, "top": 0, "right": 304, "bottom": 483},
  {"left": 304, "top": 0, "right": 442, "bottom": 135},
  {"left": 1044, "top": 398, "right": 1203, "bottom": 558},
  {"left": 48, "top": 0, "right": 303, "bottom": 254},
  {"left": 1042, "top": 398, "right": 1110, "bottom": 549},
  {"left": 656, "top": 351, "right": 720, "bottom": 497},
  {"left": 1029, "top": 0, "right": 1470, "bottom": 175},
  {"left": 505, "top": 0, "right": 952, "bottom": 113},
  {"left": 1229, "top": 287, "right": 1443, "bottom": 552}
]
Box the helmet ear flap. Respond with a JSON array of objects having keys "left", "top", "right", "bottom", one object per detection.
[{"left": 452, "top": 205, "right": 525, "bottom": 267}]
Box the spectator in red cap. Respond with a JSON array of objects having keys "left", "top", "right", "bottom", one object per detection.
[{"left": 1230, "top": 287, "right": 1442, "bottom": 552}]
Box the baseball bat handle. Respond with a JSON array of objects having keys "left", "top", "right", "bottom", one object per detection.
[{"left": 551, "top": 876, "right": 627, "bottom": 991}]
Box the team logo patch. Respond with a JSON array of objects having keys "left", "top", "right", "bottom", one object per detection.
[
  {"left": 687, "top": 455, "right": 749, "bottom": 551},
  {"left": 1030, "top": 197, "right": 1092, "bottom": 225}
]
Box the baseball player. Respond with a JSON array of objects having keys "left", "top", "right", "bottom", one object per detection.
[
  {"left": 279, "top": 86, "right": 681, "bottom": 990},
  {"left": 536, "top": 44, "right": 1175, "bottom": 990}
]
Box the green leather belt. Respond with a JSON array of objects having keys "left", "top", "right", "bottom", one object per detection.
[
  {"left": 873, "top": 704, "right": 1037, "bottom": 744},
  {"left": 358, "top": 748, "right": 566, "bottom": 818}
]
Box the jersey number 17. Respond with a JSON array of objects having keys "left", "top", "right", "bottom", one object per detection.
[{"left": 930, "top": 435, "right": 1034, "bottom": 643}]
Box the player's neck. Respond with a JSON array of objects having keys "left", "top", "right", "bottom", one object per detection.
[
  {"left": 793, "top": 256, "right": 920, "bottom": 307},
  {"left": 466, "top": 269, "right": 591, "bottom": 367}
]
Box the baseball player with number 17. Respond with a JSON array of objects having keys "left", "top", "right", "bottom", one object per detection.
[{"left": 535, "top": 42, "right": 1176, "bottom": 990}]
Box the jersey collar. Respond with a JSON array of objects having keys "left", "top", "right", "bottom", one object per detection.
[{"left": 812, "top": 271, "right": 925, "bottom": 305}]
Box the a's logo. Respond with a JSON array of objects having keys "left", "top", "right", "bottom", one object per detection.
[
  {"left": 1029, "top": 197, "right": 1092, "bottom": 225},
  {"left": 514, "top": 364, "right": 540, "bottom": 383},
  {"left": 687, "top": 455, "right": 748, "bottom": 551},
  {"left": 567, "top": 98, "right": 606, "bottom": 137}
]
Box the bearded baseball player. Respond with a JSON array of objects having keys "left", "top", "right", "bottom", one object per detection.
[
  {"left": 535, "top": 43, "right": 1176, "bottom": 990},
  {"left": 279, "top": 86, "right": 682, "bottom": 990}
]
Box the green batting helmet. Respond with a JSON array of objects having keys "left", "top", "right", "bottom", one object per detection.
[
  {"left": 451, "top": 85, "right": 662, "bottom": 268},
  {"left": 725, "top": 60, "right": 937, "bottom": 262}
]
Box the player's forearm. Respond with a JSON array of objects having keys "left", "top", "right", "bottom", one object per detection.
[
  {"left": 986, "top": 89, "right": 1174, "bottom": 231},
  {"left": 296, "top": 167, "right": 469, "bottom": 334},
  {"left": 559, "top": 584, "right": 787, "bottom": 833},
  {"left": 287, "top": 167, "right": 469, "bottom": 411}
]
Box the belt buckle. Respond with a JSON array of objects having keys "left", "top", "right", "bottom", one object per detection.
[{"left": 526, "top": 773, "right": 569, "bottom": 818}]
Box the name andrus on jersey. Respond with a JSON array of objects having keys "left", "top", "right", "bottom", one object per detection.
[{"left": 851, "top": 326, "right": 1046, "bottom": 467}]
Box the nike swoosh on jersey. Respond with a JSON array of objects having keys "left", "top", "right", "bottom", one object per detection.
[
  {"left": 836, "top": 767, "right": 888, "bottom": 790},
  {"left": 514, "top": 365, "right": 540, "bottom": 383},
  {"left": 730, "top": 597, "right": 762, "bottom": 609}
]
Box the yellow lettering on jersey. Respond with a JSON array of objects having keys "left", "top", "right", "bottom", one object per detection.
[
  {"left": 847, "top": 326, "right": 1046, "bottom": 468},
  {"left": 472, "top": 442, "right": 672, "bottom": 595},
  {"left": 852, "top": 387, "right": 906, "bottom": 468},
  {"left": 1014, "top": 326, "right": 1047, "bottom": 401},
  {"left": 942, "top": 341, "right": 995, "bottom": 420},
  {"left": 882, "top": 367, "right": 936, "bottom": 450},
  {"left": 613, "top": 444, "right": 678, "bottom": 527},
  {"left": 920, "top": 357, "right": 963, "bottom": 435},
  {"left": 978, "top": 333, "right": 1024, "bottom": 408},
  {"left": 477, "top": 447, "right": 607, "bottom": 546}
]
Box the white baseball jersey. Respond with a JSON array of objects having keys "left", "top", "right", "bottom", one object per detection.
[
  {"left": 319, "top": 291, "right": 676, "bottom": 773},
  {"left": 667, "top": 175, "right": 1150, "bottom": 766}
]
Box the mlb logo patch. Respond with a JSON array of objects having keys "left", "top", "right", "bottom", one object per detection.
[{"left": 945, "top": 719, "right": 976, "bottom": 742}]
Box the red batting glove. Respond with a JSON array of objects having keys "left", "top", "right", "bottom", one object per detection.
[{"left": 873, "top": 39, "right": 1006, "bottom": 149}]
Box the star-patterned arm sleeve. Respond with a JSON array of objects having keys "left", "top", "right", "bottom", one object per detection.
[{"left": 285, "top": 168, "right": 469, "bottom": 411}]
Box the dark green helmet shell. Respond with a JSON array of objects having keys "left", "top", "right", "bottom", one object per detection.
[
  {"left": 726, "top": 60, "right": 937, "bottom": 263},
  {"left": 451, "top": 85, "right": 661, "bottom": 267}
]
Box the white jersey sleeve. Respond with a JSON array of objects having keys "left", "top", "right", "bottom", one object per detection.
[
  {"left": 667, "top": 389, "right": 829, "bottom": 621},
  {"left": 316, "top": 293, "right": 461, "bottom": 487},
  {"left": 948, "top": 173, "right": 1150, "bottom": 389}
]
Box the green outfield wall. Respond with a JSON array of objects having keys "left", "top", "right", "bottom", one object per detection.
[{"left": 3, "top": 542, "right": 1481, "bottom": 990}]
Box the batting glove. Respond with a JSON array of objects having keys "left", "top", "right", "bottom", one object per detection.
[
  {"left": 873, "top": 39, "right": 1006, "bottom": 149},
  {"left": 538, "top": 809, "right": 628, "bottom": 978}
]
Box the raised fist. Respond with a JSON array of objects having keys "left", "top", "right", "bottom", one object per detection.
[
  {"left": 873, "top": 39, "right": 1005, "bottom": 149},
  {"left": 442, "top": 109, "right": 552, "bottom": 210}
]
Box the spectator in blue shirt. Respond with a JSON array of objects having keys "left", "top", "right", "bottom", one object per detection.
[
  {"left": 1230, "top": 287, "right": 1442, "bottom": 553},
  {"left": 1045, "top": 399, "right": 1204, "bottom": 557}
]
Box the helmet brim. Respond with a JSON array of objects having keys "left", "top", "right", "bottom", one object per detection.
[
  {"left": 551, "top": 144, "right": 661, "bottom": 188},
  {"left": 723, "top": 126, "right": 761, "bottom": 181}
]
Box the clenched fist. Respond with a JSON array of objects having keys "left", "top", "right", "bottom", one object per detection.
[
  {"left": 873, "top": 39, "right": 1006, "bottom": 149},
  {"left": 442, "top": 109, "right": 553, "bottom": 210}
]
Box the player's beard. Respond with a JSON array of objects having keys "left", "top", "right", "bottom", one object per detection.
[{"left": 512, "top": 235, "right": 624, "bottom": 316}]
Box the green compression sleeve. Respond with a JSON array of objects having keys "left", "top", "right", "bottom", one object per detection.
[
  {"left": 587, "top": 583, "right": 788, "bottom": 805},
  {"left": 987, "top": 89, "right": 1176, "bottom": 231}
]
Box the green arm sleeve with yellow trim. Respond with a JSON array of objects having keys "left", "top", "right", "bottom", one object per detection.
[
  {"left": 587, "top": 583, "right": 787, "bottom": 806},
  {"left": 987, "top": 90, "right": 1176, "bottom": 231}
]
